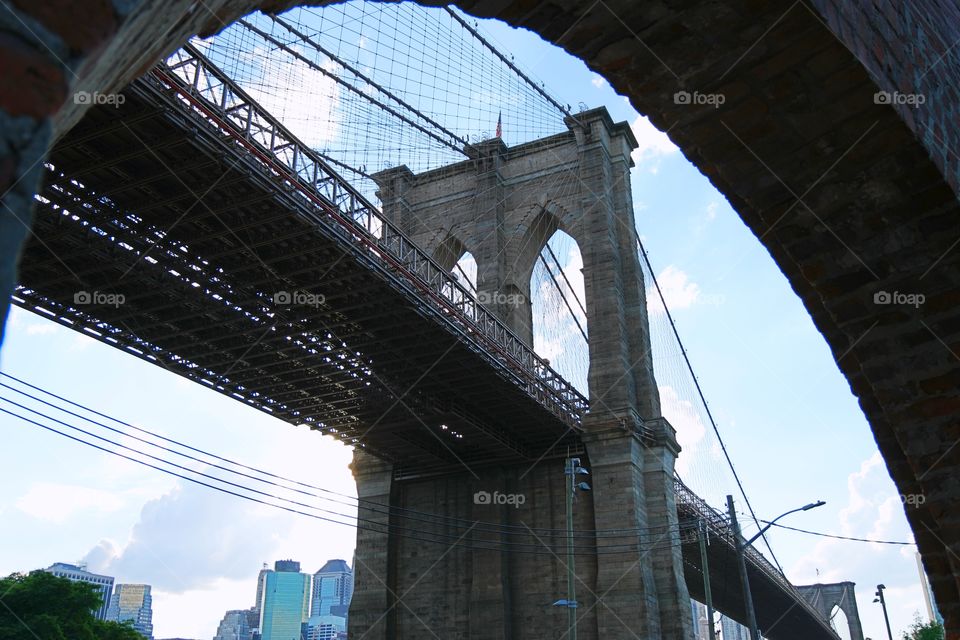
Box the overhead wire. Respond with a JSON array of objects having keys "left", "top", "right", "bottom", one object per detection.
[
  {"left": 761, "top": 521, "right": 914, "bottom": 546},
  {"left": 0, "top": 372, "right": 698, "bottom": 543}
]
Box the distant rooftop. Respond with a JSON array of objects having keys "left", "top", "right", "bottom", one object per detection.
[
  {"left": 46, "top": 562, "right": 113, "bottom": 579},
  {"left": 274, "top": 559, "right": 301, "bottom": 572},
  {"left": 316, "top": 559, "right": 351, "bottom": 574}
]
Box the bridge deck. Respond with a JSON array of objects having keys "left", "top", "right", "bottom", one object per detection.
[
  {"left": 676, "top": 481, "right": 840, "bottom": 640},
  {"left": 15, "top": 47, "right": 585, "bottom": 469}
]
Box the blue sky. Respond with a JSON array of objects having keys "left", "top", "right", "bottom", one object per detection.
[{"left": 0, "top": 4, "right": 933, "bottom": 639}]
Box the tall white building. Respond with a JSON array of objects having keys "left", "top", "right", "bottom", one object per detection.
[
  {"left": 107, "top": 583, "right": 154, "bottom": 639},
  {"left": 916, "top": 551, "right": 944, "bottom": 624},
  {"left": 720, "top": 615, "right": 749, "bottom": 640},
  {"left": 44, "top": 562, "right": 114, "bottom": 620},
  {"left": 691, "top": 599, "right": 713, "bottom": 639}
]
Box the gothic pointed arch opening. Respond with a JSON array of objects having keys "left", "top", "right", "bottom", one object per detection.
[
  {"left": 829, "top": 604, "right": 852, "bottom": 640},
  {"left": 528, "top": 228, "right": 588, "bottom": 395},
  {"left": 452, "top": 250, "right": 477, "bottom": 294}
]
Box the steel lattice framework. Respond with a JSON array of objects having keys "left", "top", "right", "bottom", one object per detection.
[
  {"left": 15, "top": 44, "right": 586, "bottom": 469},
  {"left": 675, "top": 478, "right": 841, "bottom": 639}
]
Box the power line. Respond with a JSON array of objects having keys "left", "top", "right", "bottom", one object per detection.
[
  {"left": 0, "top": 372, "right": 695, "bottom": 542},
  {"left": 442, "top": 7, "right": 577, "bottom": 124},
  {"left": 636, "top": 235, "right": 787, "bottom": 576},
  {"left": 762, "top": 521, "right": 914, "bottom": 546},
  {"left": 3, "top": 401, "right": 702, "bottom": 556},
  {"left": 538, "top": 253, "right": 588, "bottom": 344}
]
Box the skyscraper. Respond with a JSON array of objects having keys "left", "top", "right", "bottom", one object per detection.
[
  {"left": 916, "top": 551, "right": 944, "bottom": 624},
  {"left": 310, "top": 560, "right": 353, "bottom": 618},
  {"left": 305, "top": 560, "right": 353, "bottom": 640},
  {"left": 691, "top": 599, "right": 707, "bottom": 640},
  {"left": 720, "top": 615, "right": 749, "bottom": 640},
  {"left": 44, "top": 562, "right": 115, "bottom": 621},
  {"left": 258, "top": 560, "right": 311, "bottom": 640},
  {"left": 213, "top": 609, "right": 258, "bottom": 640},
  {"left": 107, "top": 583, "right": 154, "bottom": 639}
]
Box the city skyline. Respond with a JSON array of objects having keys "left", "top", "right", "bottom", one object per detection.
[{"left": 20, "top": 556, "right": 354, "bottom": 640}]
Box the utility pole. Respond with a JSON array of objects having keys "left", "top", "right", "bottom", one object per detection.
[
  {"left": 875, "top": 584, "right": 894, "bottom": 640},
  {"left": 698, "top": 519, "right": 718, "bottom": 640},
  {"left": 566, "top": 458, "right": 577, "bottom": 640},
  {"left": 727, "top": 495, "right": 760, "bottom": 640},
  {"left": 726, "top": 494, "right": 825, "bottom": 640},
  {"left": 558, "top": 457, "right": 590, "bottom": 640}
]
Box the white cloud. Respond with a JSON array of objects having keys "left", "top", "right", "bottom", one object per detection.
[
  {"left": 706, "top": 201, "right": 719, "bottom": 221},
  {"left": 630, "top": 115, "right": 679, "bottom": 173},
  {"left": 591, "top": 74, "right": 606, "bottom": 88},
  {"left": 25, "top": 323, "right": 57, "bottom": 336},
  {"left": 243, "top": 47, "right": 342, "bottom": 149},
  {"left": 16, "top": 483, "right": 125, "bottom": 523},
  {"left": 84, "top": 478, "right": 288, "bottom": 592},
  {"left": 648, "top": 265, "right": 700, "bottom": 314},
  {"left": 789, "top": 453, "right": 924, "bottom": 638},
  {"left": 659, "top": 385, "right": 707, "bottom": 476}
]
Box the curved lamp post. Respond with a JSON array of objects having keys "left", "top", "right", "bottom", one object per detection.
[
  {"left": 873, "top": 584, "right": 894, "bottom": 640},
  {"left": 727, "top": 495, "right": 826, "bottom": 640}
]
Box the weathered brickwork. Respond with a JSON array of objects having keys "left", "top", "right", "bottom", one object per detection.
[
  {"left": 809, "top": 1, "right": 960, "bottom": 193},
  {"left": 2, "top": 1, "right": 960, "bottom": 636}
]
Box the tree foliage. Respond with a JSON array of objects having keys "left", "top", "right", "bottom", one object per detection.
[
  {"left": 0, "top": 571, "right": 143, "bottom": 640},
  {"left": 901, "top": 613, "right": 945, "bottom": 640}
]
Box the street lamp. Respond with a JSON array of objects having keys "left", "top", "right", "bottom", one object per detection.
[
  {"left": 874, "top": 584, "right": 894, "bottom": 640},
  {"left": 726, "top": 495, "right": 826, "bottom": 640},
  {"left": 555, "top": 457, "right": 590, "bottom": 640}
]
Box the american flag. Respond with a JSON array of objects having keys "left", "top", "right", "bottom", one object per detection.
[{"left": 495, "top": 111, "right": 502, "bottom": 138}]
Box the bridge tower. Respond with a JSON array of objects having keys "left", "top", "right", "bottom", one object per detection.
[
  {"left": 349, "top": 107, "right": 691, "bottom": 639},
  {"left": 797, "top": 582, "right": 865, "bottom": 640}
]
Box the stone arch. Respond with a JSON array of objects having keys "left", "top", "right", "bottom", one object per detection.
[
  {"left": 526, "top": 224, "right": 589, "bottom": 394},
  {"left": 3, "top": 0, "right": 960, "bottom": 630},
  {"left": 508, "top": 199, "right": 583, "bottom": 289},
  {"left": 431, "top": 232, "right": 470, "bottom": 273},
  {"left": 797, "top": 582, "right": 864, "bottom": 640},
  {"left": 829, "top": 604, "right": 851, "bottom": 640}
]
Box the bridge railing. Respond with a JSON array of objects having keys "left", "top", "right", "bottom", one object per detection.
[
  {"left": 674, "top": 478, "right": 839, "bottom": 636},
  {"left": 146, "top": 43, "right": 588, "bottom": 430}
]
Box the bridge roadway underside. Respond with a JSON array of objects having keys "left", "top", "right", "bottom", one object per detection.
[
  {"left": 679, "top": 518, "right": 834, "bottom": 639},
  {"left": 15, "top": 79, "right": 581, "bottom": 470}
]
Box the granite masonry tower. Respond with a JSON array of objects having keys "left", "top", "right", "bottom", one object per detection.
[{"left": 348, "top": 107, "right": 691, "bottom": 640}]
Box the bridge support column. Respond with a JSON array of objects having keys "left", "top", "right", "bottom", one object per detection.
[
  {"left": 349, "top": 451, "right": 397, "bottom": 640},
  {"left": 468, "top": 468, "right": 513, "bottom": 640},
  {"left": 583, "top": 418, "right": 691, "bottom": 639}
]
